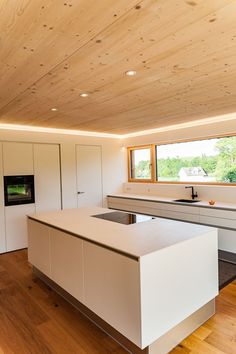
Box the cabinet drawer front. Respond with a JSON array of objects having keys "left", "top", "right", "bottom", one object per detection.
[
  {"left": 161, "top": 210, "right": 200, "bottom": 223},
  {"left": 199, "top": 207, "right": 236, "bottom": 220},
  {"left": 160, "top": 202, "right": 199, "bottom": 215},
  {"left": 199, "top": 215, "right": 236, "bottom": 229},
  {"left": 108, "top": 202, "right": 162, "bottom": 217},
  {"left": 108, "top": 197, "right": 199, "bottom": 215},
  {"left": 107, "top": 197, "right": 163, "bottom": 210}
]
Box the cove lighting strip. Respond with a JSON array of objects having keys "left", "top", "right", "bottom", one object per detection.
[
  {"left": 0, "top": 112, "right": 236, "bottom": 139},
  {"left": 123, "top": 113, "right": 236, "bottom": 138},
  {"left": 0, "top": 123, "right": 122, "bottom": 139}
]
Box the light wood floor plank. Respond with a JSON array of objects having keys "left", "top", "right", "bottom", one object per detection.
[{"left": 0, "top": 250, "right": 235, "bottom": 354}]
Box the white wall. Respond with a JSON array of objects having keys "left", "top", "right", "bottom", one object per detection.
[
  {"left": 123, "top": 119, "right": 236, "bottom": 204},
  {"left": 0, "top": 129, "right": 126, "bottom": 209},
  {"left": 1, "top": 118, "right": 235, "bottom": 207}
]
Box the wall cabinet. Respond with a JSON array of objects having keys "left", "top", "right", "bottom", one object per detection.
[{"left": 2, "top": 142, "right": 34, "bottom": 175}]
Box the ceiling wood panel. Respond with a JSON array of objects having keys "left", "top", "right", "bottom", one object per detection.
[
  {"left": 0, "top": 0, "right": 236, "bottom": 134},
  {"left": 0, "top": 0, "right": 139, "bottom": 107}
]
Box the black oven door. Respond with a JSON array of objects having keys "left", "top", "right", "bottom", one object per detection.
[{"left": 4, "top": 175, "right": 35, "bottom": 206}]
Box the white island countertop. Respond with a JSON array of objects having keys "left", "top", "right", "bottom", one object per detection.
[{"left": 28, "top": 207, "right": 216, "bottom": 259}]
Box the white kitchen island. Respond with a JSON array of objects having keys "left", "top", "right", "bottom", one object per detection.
[{"left": 27, "top": 207, "right": 218, "bottom": 354}]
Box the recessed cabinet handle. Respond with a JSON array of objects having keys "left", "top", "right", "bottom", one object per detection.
[{"left": 77, "top": 191, "right": 85, "bottom": 194}]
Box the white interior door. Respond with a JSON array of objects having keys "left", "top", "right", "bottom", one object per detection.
[{"left": 76, "top": 145, "right": 103, "bottom": 208}]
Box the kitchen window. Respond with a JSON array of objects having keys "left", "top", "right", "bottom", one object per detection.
[
  {"left": 128, "top": 146, "right": 155, "bottom": 182},
  {"left": 128, "top": 135, "right": 236, "bottom": 184}
]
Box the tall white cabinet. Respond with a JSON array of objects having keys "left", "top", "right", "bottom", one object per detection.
[
  {"left": 33, "top": 144, "right": 61, "bottom": 212},
  {"left": 0, "top": 143, "right": 6, "bottom": 253},
  {"left": 3, "top": 142, "right": 36, "bottom": 252},
  {"left": 0, "top": 141, "right": 62, "bottom": 253}
]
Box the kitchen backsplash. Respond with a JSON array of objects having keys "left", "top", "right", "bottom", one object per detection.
[{"left": 123, "top": 182, "right": 236, "bottom": 204}]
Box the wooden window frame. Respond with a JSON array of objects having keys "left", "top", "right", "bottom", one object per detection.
[
  {"left": 127, "top": 133, "right": 236, "bottom": 186},
  {"left": 128, "top": 145, "right": 156, "bottom": 182}
]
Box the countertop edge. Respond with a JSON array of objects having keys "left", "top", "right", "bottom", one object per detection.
[
  {"left": 27, "top": 216, "right": 139, "bottom": 261},
  {"left": 107, "top": 194, "right": 236, "bottom": 212}
]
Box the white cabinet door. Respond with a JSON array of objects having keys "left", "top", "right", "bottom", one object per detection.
[
  {"left": 3, "top": 142, "right": 33, "bottom": 175},
  {"left": 0, "top": 143, "right": 6, "bottom": 253},
  {"left": 5, "top": 204, "right": 35, "bottom": 251},
  {"left": 218, "top": 228, "right": 236, "bottom": 253},
  {"left": 33, "top": 144, "right": 61, "bottom": 212},
  {"left": 83, "top": 241, "right": 141, "bottom": 347},
  {"left": 50, "top": 229, "right": 84, "bottom": 302},
  {"left": 28, "top": 219, "right": 51, "bottom": 277},
  {"left": 76, "top": 145, "right": 103, "bottom": 207}
]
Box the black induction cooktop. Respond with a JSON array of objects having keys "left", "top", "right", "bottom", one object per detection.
[{"left": 92, "top": 211, "right": 155, "bottom": 225}]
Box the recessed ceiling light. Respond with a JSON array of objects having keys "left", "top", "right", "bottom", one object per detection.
[
  {"left": 51, "top": 107, "right": 58, "bottom": 111},
  {"left": 125, "top": 70, "right": 137, "bottom": 76},
  {"left": 80, "top": 92, "right": 89, "bottom": 97}
]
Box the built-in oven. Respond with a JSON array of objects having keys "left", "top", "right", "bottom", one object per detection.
[{"left": 4, "top": 175, "right": 35, "bottom": 206}]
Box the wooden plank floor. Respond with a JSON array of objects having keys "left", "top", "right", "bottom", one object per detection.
[{"left": 0, "top": 250, "right": 235, "bottom": 354}]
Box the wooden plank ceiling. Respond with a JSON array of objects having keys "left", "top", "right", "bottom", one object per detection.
[{"left": 0, "top": 0, "right": 236, "bottom": 134}]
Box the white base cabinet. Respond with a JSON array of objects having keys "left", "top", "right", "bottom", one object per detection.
[
  {"left": 28, "top": 219, "right": 51, "bottom": 277},
  {"left": 218, "top": 228, "right": 236, "bottom": 253},
  {"left": 6, "top": 204, "right": 36, "bottom": 252},
  {"left": 28, "top": 216, "right": 218, "bottom": 352},
  {"left": 83, "top": 242, "right": 141, "bottom": 346},
  {"left": 108, "top": 196, "right": 200, "bottom": 223},
  {"left": 108, "top": 196, "right": 236, "bottom": 253},
  {"left": 50, "top": 228, "right": 84, "bottom": 302}
]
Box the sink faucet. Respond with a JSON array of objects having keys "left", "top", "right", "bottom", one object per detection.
[{"left": 185, "top": 186, "right": 198, "bottom": 200}]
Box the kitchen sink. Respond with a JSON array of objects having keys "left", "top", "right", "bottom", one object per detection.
[{"left": 173, "top": 199, "right": 201, "bottom": 203}]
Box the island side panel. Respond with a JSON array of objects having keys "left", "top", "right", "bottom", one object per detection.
[
  {"left": 83, "top": 241, "right": 142, "bottom": 348},
  {"left": 28, "top": 219, "right": 51, "bottom": 277},
  {"left": 139, "top": 229, "right": 218, "bottom": 349}
]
